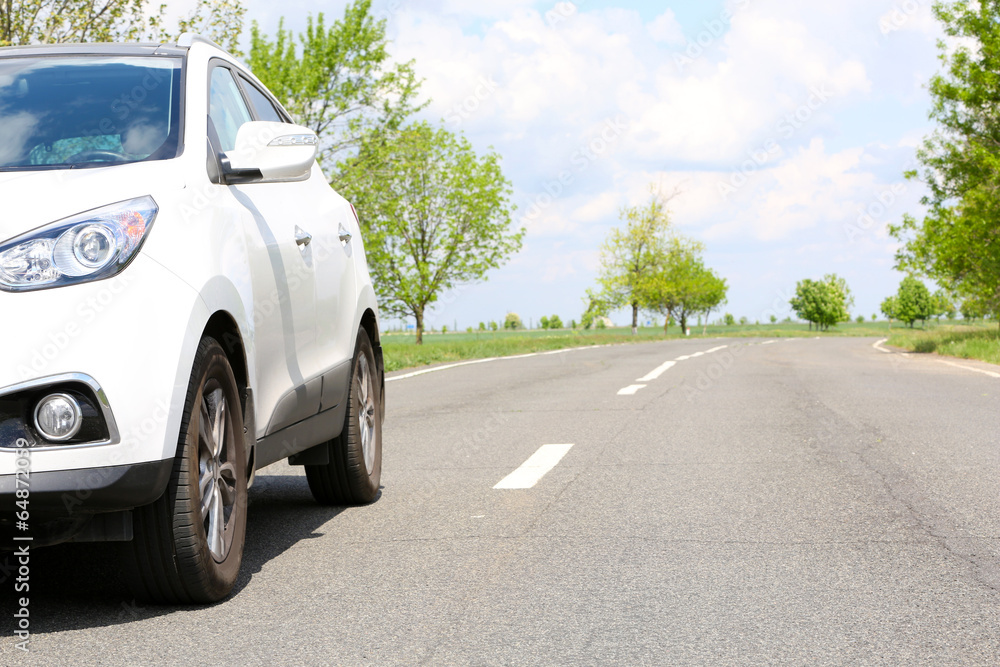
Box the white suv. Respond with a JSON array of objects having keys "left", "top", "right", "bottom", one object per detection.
[{"left": 0, "top": 35, "right": 385, "bottom": 603}]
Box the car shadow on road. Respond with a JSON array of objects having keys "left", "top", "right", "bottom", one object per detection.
[{"left": 0, "top": 470, "right": 361, "bottom": 636}]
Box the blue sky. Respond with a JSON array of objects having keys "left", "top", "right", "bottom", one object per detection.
[{"left": 244, "top": 0, "right": 944, "bottom": 329}]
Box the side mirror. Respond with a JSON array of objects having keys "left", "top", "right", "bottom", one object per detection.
[{"left": 222, "top": 121, "right": 319, "bottom": 184}]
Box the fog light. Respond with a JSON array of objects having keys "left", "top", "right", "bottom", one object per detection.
[{"left": 34, "top": 393, "right": 83, "bottom": 442}]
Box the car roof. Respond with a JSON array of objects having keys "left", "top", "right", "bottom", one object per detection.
[
  {"left": 0, "top": 43, "right": 187, "bottom": 58},
  {"left": 0, "top": 41, "right": 194, "bottom": 59}
]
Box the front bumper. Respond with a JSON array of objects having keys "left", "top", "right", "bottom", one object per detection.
[
  {"left": 0, "top": 255, "right": 208, "bottom": 476},
  {"left": 0, "top": 459, "right": 172, "bottom": 516}
]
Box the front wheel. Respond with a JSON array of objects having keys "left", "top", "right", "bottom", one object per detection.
[
  {"left": 305, "top": 329, "right": 382, "bottom": 505},
  {"left": 121, "top": 337, "right": 248, "bottom": 604}
]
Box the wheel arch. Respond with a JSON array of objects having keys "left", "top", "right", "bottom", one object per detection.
[{"left": 201, "top": 310, "right": 256, "bottom": 481}]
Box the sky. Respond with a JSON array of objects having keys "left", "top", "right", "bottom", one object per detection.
[{"left": 241, "top": 0, "right": 943, "bottom": 330}]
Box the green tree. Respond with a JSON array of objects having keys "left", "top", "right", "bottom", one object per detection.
[
  {"left": 724, "top": 313, "right": 735, "bottom": 326},
  {"left": 789, "top": 275, "right": 853, "bottom": 331},
  {"left": 539, "top": 316, "right": 550, "bottom": 330},
  {"left": 932, "top": 289, "right": 956, "bottom": 321},
  {"left": 644, "top": 236, "right": 728, "bottom": 334},
  {"left": 489, "top": 321, "right": 499, "bottom": 332},
  {"left": 248, "top": 1, "right": 424, "bottom": 174},
  {"left": 961, "top": 297, "right": 986, "bottom": 321},
  {"left": 889, "top": 1, "right": 1000, "bottom": 328},
  {"left": 595, "top": 191, "right": 673, "bottom": 335},
  {"left": 338, "top": 122, "right": 522, "bottom": 344},
  {"left": 504, "top": 313, "right": 523, "bottom": 330},
  {"left": 581, "top": 289, "right": 610, "bottom": 330},
  {"left": 894, "top": 276, "right": 934, "bottom": 327},
  {"left": 548, "top": 314, "right": 563, "bottom": 329},
  {"left": 881, "top": 296, "right": 899, "bottom": 327}
]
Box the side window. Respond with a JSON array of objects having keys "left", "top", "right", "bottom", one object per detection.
[
  {"left": 209, "top": 66, "right": 253, "bottom": 152},
  {"left": 240, "top": 76, "right": 285, "bottom": 123}
]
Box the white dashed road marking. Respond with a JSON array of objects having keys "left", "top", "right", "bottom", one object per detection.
[
  {"left": 617, "top": 384, "right": 647, "bottom": 396},
  {"left": 637, "top": 361, "right": 676, "bottom": 382},
  {"left": 494, "top": 444, "right": 574, "bottom": 489}
]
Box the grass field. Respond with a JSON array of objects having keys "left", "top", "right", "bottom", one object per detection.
[
  {"left": 381, "top": 320, "right": 904, "bottom": 372},
  {"left": 887, "top": 323, "right": 1000, "bottom": 366}
]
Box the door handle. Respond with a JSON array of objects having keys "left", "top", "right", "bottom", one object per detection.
[
  {"left": 339, "top": 224, "right": 352, "bottom": 245},
  {"left": 295, "top": 226, "right": 312, "bottom": 247}
]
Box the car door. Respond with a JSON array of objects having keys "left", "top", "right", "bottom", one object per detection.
[
  {"left": 208, "top": 63, "right": 321, "bottom": 433},
  {"left": 234, "top": 72, "right": 359, "bottom": 413}
]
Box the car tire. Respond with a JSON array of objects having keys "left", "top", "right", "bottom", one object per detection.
[
  {"left": 121, "top": 337, "right": 248, "bottom": 604},
  {"left": 305, "top": 329, "right": 382, "bottom": 505}
]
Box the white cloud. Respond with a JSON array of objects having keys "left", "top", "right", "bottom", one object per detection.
[{"left": 372, "top": 0, "right": 940, "bottom": 323}]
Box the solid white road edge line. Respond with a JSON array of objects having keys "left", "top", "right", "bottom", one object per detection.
[
  {"left": 386, "top": 343, "right": 610, "bottom": 382},
  {"left": 937, "top": 359, "right": 1000, "bottom": 379},
  {"left": 705, "top": 345, "right": 728, "bottom": 354},
  {"left": 617, "top": 384, "right": 647, "bottom": 395},
  {"left": 494, "top": 444, "right": 574, "bottom": 489},
  {"left": 637, "top": 361, "right": 676, "bottom": 382},
  {"left": 873, "top": 338, "right": 891, "bottom": 354}
]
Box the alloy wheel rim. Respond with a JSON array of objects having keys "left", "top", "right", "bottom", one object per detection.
[
  {"left": 358, "top": 354, "right": 377, "bottom": 474},
  {"left": 198, "top": 385, "right": 237, "bottom": 562}
]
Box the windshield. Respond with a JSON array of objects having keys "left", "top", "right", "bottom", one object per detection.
[{"left": 0, "top": 55, "right": 182, "bottom": 170}]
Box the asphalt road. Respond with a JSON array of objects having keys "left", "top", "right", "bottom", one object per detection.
[{"left": 4, "top": 336, "right": 1000, "bottom": 665}]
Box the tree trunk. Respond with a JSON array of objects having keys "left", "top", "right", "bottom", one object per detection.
[
  {"left": 631, "top": 302, "right": 639, "bottom": 336},
  {"left": 415, "top": 308, "right": 424, "bottom": 345},
  {"left": 680, "top": 313, "right": 688, "bottom": 334}
]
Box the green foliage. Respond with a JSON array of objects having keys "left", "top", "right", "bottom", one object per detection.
[
  {"left": 0, "top": 0, "right": 244, "bottom": 51},
  {"left": 856, "top": 314, "right": 866, "bottom": 324},
  {"left": 724, "top": 313, "right": 735, "bottom": 326},
  {"left": 504, "top": 313, "right": 522, "bottom": 330},
  {"left": 489, "top": 321, "right": 499, "bottom": 331},
  {"left": 539, "top": 316, "right": 549, "bottom": 330},
  {"left": 441, "top": 325, "right": 448, "bottom": 334},
  {"left": 248, "top": 1, "right": 424, "bottom": 172},
  {"left": 642, "top": 235, "right": 728, "bottom": 333},
  {"left": 581, "top": 289, "right": 609, "bottom": 330},
  {"left": 961, "top": 297, "right": 986, "bottom": 321},
  {"left": 789, "top": 274, "right": 854, "bottom": 331},
  {"left": 893, "top": 275, "right": 934, "bottom": 327},
  {"left": 172, "top": 0, "right": 246, "bottom": 55},
  {"left": 889, "top": 1, "right": 1000, "bottom": 324},
  {"left": 881, "top": 296, "right": 899, "bottom": 322},
  {"left": 596, "top": 319, "right": 607, "bottom": 329},
  {"left": 548, "top": 314, "right": 563, "bottom": 329},
  {"left": 595, "top": 190, "right": 673, "bottom": 333},
  {"left": 932, "top": 289, "right": 956, "bottom": 321},
  {"left": 337, "top": 121, "right": 521, "bottom": 344},
  {"left": 569, "top": 319, "right": 577, "bottom": 330},
  {"left": 478, "top": 322, "right": 486, "bottom": 331},
  {"left": 770, "top": 314, "right": 778, "bottom": 324}
]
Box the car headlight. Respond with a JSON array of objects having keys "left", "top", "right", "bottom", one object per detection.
[{"left": 0, "top": 196, "right": 157, "bottom": 292}]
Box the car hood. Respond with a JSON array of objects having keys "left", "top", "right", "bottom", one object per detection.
[{"left": 0, "top": 160, "right": 185, "bottom": 243}]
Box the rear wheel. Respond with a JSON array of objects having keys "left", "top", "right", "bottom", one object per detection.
[
  {"left": 121, "top": 337, "right": 248, "bottom": 604},
  {"left": 305, "top": 329, "right": 382, "bottom": 505}
]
